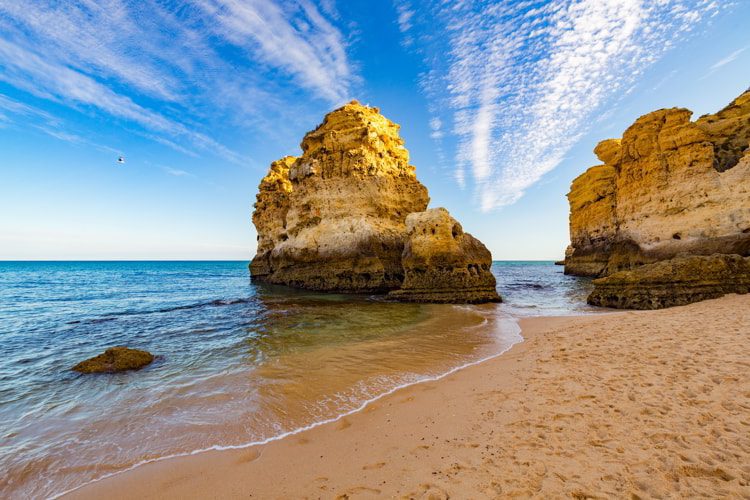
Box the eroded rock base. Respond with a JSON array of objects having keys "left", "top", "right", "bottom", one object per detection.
[
  {"left": 587, "top": 254, "right": 750, "bottom": 309},
  {"left": 387, "top": 208, "right": 500, "bottom": 303}
]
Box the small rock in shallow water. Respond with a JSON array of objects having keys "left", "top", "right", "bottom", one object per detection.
[{"left": 72, "top": 346, "right": 154, "bottom": 374}]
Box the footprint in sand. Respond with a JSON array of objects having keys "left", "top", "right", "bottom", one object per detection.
[
  {"left": 411, "top": 444, "right": 430, "bottom": 454},
  {"left": 335, "top": 486, "right": 382, "bottom": 499},
  {"left": 235, "top": 448, "right": 261, "bottom": 464},
  {"left": 402, "top": 483, "right": 449, "bottom": 500},
  {"left": 362, "top": 461, "right": 386, "bottom": 470}
]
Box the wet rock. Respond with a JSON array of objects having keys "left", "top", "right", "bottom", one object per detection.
[
  {"left": 72, "top": 347, "right": 154, "bottom": 374},
  {"left": 587, "top": 254, "right": 750, "bottom": 309}
]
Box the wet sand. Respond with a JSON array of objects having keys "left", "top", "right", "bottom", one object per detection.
[{"left": 67, "top": 294, "right": 750, "bottom": 498}]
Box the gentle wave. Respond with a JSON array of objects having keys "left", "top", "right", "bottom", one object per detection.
[
  {"left": 66, "top": 298, "right": 258, "bottom": 325},
  {"left": 504, "top": 282, "right": 549, "bottom": 290},
  {"left": 0, "top": 261, "right": 595, "bottom": 499},
  {"left": 54, "top": 312, "right": 523, "bottom": 499}
]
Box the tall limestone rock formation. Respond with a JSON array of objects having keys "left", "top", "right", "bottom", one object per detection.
[
  {"left": 250, "top": 101, "right": 500, "bottom": 303},
  {"left": 565, "top": 89, "right": 750, "bottom": 278}
]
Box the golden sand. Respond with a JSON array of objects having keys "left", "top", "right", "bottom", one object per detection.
[{"left": 67, "top": 294, "right": 750, "bottom": 498}]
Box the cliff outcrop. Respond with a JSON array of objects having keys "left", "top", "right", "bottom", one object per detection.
[
  {"left": 565, "top": 90, "right": 750, "bottom": 278},
  {"left": 250, "top": 101, "right": 499, "bottom": 303},
  {"left": 387, "top": 208, "right": 501, "bottom": 303},
  {"left": 250, "top": 156, "right": 295, "bottom": 277},
  {"left": 587, "top": 254, "right": 750, "bottom": 309}
]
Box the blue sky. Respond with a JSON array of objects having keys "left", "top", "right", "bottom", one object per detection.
[{"left": 1, "top": 0, "right": 748, "bottom": 260}]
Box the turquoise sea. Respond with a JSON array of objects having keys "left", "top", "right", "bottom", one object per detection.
[{"left": 0, "top": 261, "right": 594, "bottom": 498}]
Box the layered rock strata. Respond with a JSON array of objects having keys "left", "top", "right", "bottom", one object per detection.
[
  {"left": 587, "top": 254, "right": 750, "bottom": 310},
  {"left": 387, "top": 208, "right": 501, "bottom": 303},
  {"left": 565, "top": 90, "right": 750, "bottom": 278},
  {"left": 250, "top": 101, "right": 499, "bottom": 303},
  {"left": 251, "top": 101, "right": 429, "bottom": 293}
]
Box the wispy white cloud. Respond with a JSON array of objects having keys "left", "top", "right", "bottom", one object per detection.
[
  {"left": 405, "top": 0, "right": 729, "bottom": 211},
  {"left": 0, "top": 0, "right": 356, "bottom": 163},
  {"left": 429, "top": 117, "right": 443, "bottom": 139},
  {"left": 318, "top": 0, "right": 339, "bottom": 19},
  {"left": 699, "top": 45, "right": 748, "bottom": 80},
  {"left": 710, "top": 47, "right": 747, "bottom": 70},
  {"left": 0, "top": 93, "right": 57, "bottom": 122},
  {"left": 0, "top": 37, "right": 246, "bottom": 164},
  {"left": 392, "top": 0, "right": 417, "bottom": 47},
  {"left": 162, "top": 166, "right": 194, "bottom": 177},
  {"left": 34, "top": 127, "right": 86, "bottom": 144},
  {"left": 0, "top": 1, "right": 184, "bottom": 100},
  {"left": 194, "top": 0, "right": 355, "bottom": 103},
  {"left": 394, "top": 1, "right": 415, "bottom": 33},
  {"left": 0, "top": 93, "right": 122, "bottom": 153}
]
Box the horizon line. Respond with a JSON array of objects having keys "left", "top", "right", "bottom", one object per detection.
[{"left": 0, "top": 259, "right": 562, "bottom": 263}]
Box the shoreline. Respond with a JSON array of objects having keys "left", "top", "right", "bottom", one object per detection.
[
  {"left": 54, "top": 303, "right": 525, "bottom": 499},
  {"left": 67, "top": 295, "right": 750, "bottom": 498}
]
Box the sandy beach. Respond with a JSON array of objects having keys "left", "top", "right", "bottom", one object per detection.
[{"left": 67, "top": 294, "right": 750, "bottom": 499}]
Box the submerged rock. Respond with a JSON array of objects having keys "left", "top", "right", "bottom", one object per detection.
[
  {"left": 72, "top": 347, "right": 154, "bottom": 374},
  {"left": 250, "top": 101, "right": 500, "bottom": 303},
  {"left": 565, "top": 90, "right": 750, "bottom": 278},
  {"left": 587, "top": 254, "right": 750, "bottom": 310},
  {"left": 387, "top": 208, "right": 501, "bottom": 303}
]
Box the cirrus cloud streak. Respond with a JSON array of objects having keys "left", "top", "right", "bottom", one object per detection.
[{"left": 400, "top": 0, "right": 728, "bottom": 211}]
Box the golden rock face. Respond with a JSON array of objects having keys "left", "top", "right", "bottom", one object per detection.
[
  {"left": 250, "top": 156, "right": 295, "bottom": 277},
  {"left": 250, "top": 101, "right": 499, "bottom": 302},
  {"left": 565, "top": 89, "right": 750, "bottom": 277},
  {"left": 387, "top": 208, "right": 500, "bottom": 303}
]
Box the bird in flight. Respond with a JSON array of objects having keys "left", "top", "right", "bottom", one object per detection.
[{"left": 117, "top": 156, "right": 125, "bottom": 164}]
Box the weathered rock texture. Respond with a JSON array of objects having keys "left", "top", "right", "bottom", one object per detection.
[
  {"left": 250, "top": 156, "right": 295, "bottom": 277},
  {"left": 72, "top": 347, "right": 154, "bottom": 374},
  {"left": 565, "top": 90, "right": 750, "bottom": 278},
  {"left": 387, "top": 208, "right": 501, "bottom": 303},
  {"left": 251, "top": 101, "right": 429, "bottom": 292},
  {"left": 587, "top": 254, "right": 750, "bottom": 309},
  {"left": 250, "top": 101, "right": 499, "bottom": 303}
]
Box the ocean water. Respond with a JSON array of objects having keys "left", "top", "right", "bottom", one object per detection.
[{"left": 0, "top": 261, "right": 594, "bottom": 498}]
